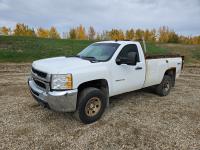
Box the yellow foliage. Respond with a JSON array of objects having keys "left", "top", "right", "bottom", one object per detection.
[
  {"left": 158, "top": 26, "right": 178, "bottom": 43},
  {"left": 13, "top": 23, "right": 35, "bottom": 36},
  {"left": 76, "top": 25, "right": 87, "bottom": 40},
  {"left": 0, "top": 26, "right": 10, "bottom": 35},
  {"left": 0, "top": 23, "right": 200, "bottom": 44},
  {"left": 49, "top": 26, "right": 60, "bottom": 39},
  {"left": 126, "top": 29, "right": 134, "bottom": 40},
  {"left": 37, "top": 28, "right": 49, "bottom": 38},
  {"left": 69, "top": 28, "right": 76, "bottom": 39},
  {"left": 109, "top": 29, "right": 124, "bottom": 40}
]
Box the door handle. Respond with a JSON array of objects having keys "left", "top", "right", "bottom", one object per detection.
[{"left": 135, "top": 66, "right": 143, "bottom": 70}]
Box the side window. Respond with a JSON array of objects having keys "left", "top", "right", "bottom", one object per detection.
[{"left": 117, "top": 44, "right": 140, "bottom": 62}]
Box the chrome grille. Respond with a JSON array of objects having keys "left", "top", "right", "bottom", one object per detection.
[
  {"left": 31, "top": 67, "right": 50, "bottom": 91},
  {"left": 33, "top": 79, "right": 46, "bottom": 89},
  {"left": 32, "top": 67, "right": 47, "bottom": 79}
]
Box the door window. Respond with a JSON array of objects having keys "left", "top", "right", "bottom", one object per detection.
[{"left": 117, "top": 44, "right": 140, "bottom": 63}]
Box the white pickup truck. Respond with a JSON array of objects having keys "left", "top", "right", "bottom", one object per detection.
[{"left": 28, "top": 41, "right": 184, "bottom": 124}]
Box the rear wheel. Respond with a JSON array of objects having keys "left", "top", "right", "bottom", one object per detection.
[
  {"left": 75, "top": 87, "right": 107, "bottom": 124},
  {"left": 155, "top": 75, "right": 172, "bottom": 96}
]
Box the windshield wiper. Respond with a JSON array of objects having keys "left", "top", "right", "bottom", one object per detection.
[
  {"left": 74, "top": 55, "right": 99, "bottom": 62},
  {"left": 81, "top": 56, "right": 99, "bottom": 62},
  {"left": 82, "top": 56, "right": 97, "bottom": 62}
]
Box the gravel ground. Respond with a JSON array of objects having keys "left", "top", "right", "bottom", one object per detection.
[{"left": 0, "top": 63, "right": 200, "bottom": 150}]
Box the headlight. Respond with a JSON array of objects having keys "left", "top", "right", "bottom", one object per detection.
[{"left": 51, "top": 74, "right": 73, "bottom": 90}]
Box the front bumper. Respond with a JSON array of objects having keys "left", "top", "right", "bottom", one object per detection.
[{"left": 28, "top": 78, "right": 78, "bottom": 112}]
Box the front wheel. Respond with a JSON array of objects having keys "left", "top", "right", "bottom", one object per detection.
[
  {"left": 155, "top": 75, "right": 172, "bottom": 96},
  {"left": 75, "top": 87, "right": 107, "bottom": 124}
]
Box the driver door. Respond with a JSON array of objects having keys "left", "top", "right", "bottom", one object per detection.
[{"left": 111, "top": 44, "right": 145, "bottom": 96}]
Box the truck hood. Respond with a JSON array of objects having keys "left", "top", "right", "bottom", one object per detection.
[{"left": 32, "top": 56, "right": 93, "bottom": 74}]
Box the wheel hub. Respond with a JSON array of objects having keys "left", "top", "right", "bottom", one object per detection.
[
  {"left": 163, "top": 82, "right": 170, "bottom": 91},
  {"left": 85, "top": 97, "right": 101, "bottom": 117}
]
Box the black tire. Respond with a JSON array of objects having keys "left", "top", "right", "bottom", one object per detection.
[
  {"left": 75, "top": 87, "right": 107, "bottom": 124},
  {"left": 155, "top": 75, "right": 172, "bottom": 96}
]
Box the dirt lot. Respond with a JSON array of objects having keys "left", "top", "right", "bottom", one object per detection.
[{"left": 0, "top": 63, "right": 200, "bottom": 150}]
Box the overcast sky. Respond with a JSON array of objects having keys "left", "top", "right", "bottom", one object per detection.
[{"left": 0, "top": 0, "right": 200, "bottom": 36}]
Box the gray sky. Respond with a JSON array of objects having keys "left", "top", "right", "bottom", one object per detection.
[{"left": 0, "top": 0, "right": 200, "bottom": 36}]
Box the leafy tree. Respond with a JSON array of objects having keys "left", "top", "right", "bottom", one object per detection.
[
  {"left": 0, "top": 26, "right": 11, "bottom": 35},
  {"left": 126, "top": 29, "right": 135, "bottom": 40},
  {"left": 26, "top": 28, "right": 36, "bottom": 37},
  {"left": 143, "top": 29, "right": 156, "bottom": 42},
  {"left": 88, "top": 26, "right": 96, "bottom": 40},
  {"left": 159, "top": 26, "right": 179, "bottom": 43},
  {"left": 149, "top": 29, "right": 157, "bottom": 42},
  {"left": 193, "top": 36, "right": 200, "bottom": 44},
  {"left": 168, "top": 31, "right": 179, "bottom": 43},
  {"left": 135, "top": 29, "right": 144, "bottom": 40},
  {"left": 109, "top": 29, "right": 124, "bottom": 40},
  {"left": 144, "top": 29, "right": 150, "bottom": 41},
  {"left": 13, "top": 23, "right": 36, "bottom": 36},
  {"left": 69, "top": 28, "right": 77, "bottom": 39},
  {"left": 49, "top": 26, "right": 60, "bottom": 39},
  {"left": 37, "top": 28, "right": 49, "bottom": 38},
  {"left": 76, "top": 25, "right": 87, "bottom": 40},
  {"left": 158, "top": 26, "right": 170, "bottom": 43},
  {"left": 1, "top": 23, "right": 200, "bottom": 44}
]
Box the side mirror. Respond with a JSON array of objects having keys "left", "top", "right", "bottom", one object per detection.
[
  {"left": 116, "top": 58, "right": 122, "bottom": 65},
  {"left": 116, "top": 52, "right": 137, "bottom": 65},
  {"left": 116, "top": 57, "right": 129, "bottom": 65}
]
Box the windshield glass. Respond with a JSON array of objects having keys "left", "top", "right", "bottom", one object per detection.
[{"left": 78, "top": 43, "right": 120, "bottom": 61}]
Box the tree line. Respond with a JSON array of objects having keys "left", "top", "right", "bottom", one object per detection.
[{"left": 0, "top": 23, "right": 200, "bottom": 44}]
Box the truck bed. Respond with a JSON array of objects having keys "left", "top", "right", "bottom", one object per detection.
[{"left": 143, "top": 56, "right": 183, "bottom": 88}]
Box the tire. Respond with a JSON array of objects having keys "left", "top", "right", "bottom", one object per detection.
[
  {"left": 75, "top": 87, "right": 107, "bottom": 124},
  {"left": 155, "top": 75, "right": 172, "bottom": 96}
]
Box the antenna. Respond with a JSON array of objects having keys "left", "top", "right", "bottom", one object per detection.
[{"left": 142, "top": 37, "right": 147, "bottom": 53}]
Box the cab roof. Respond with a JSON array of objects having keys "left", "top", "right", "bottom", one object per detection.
[{"left": 96, "top": 40, "right": 140, "bottom": 45}]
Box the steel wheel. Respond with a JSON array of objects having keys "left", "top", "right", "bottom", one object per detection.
[
  {"left": 75, "top": 87, "right": 107, "bottom": 124},
  {"left": 155, "top": 75, "right": 172, "bottom": 96},
  {"left": 85, "top": 97, "right": 102, "bottom": 117},
  {"left": 163, "top": 81, "right": 170, "bottom": 92}
]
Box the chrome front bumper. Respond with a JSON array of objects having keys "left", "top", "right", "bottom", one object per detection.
[{"left": 28, "top": 78, "right": 78, "bottom": 112}]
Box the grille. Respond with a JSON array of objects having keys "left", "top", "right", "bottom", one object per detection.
[
  {"left": 32, "top": 67, "right": 47, "bottom": 78},
  {"left": 34, "top": 79, "right": 46, "bottom": 89}
]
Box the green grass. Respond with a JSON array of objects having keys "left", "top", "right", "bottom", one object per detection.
[
  {"left": 144, "top": 42, "right": 169, "bottom": 54},
  {"left": 0, "top": 36, "right": 199, "bottom": 63},
  {"left": 0, "top": 36, "right": 93, "bottom": 62}
]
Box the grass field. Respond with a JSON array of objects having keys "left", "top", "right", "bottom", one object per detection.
[{"left": 0, "top": 35, "right": 199, "bottom": 63}]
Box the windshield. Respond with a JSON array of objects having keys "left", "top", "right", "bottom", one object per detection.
[{"left": 77, "top": 43, "right": 120, "bottom": 61}]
